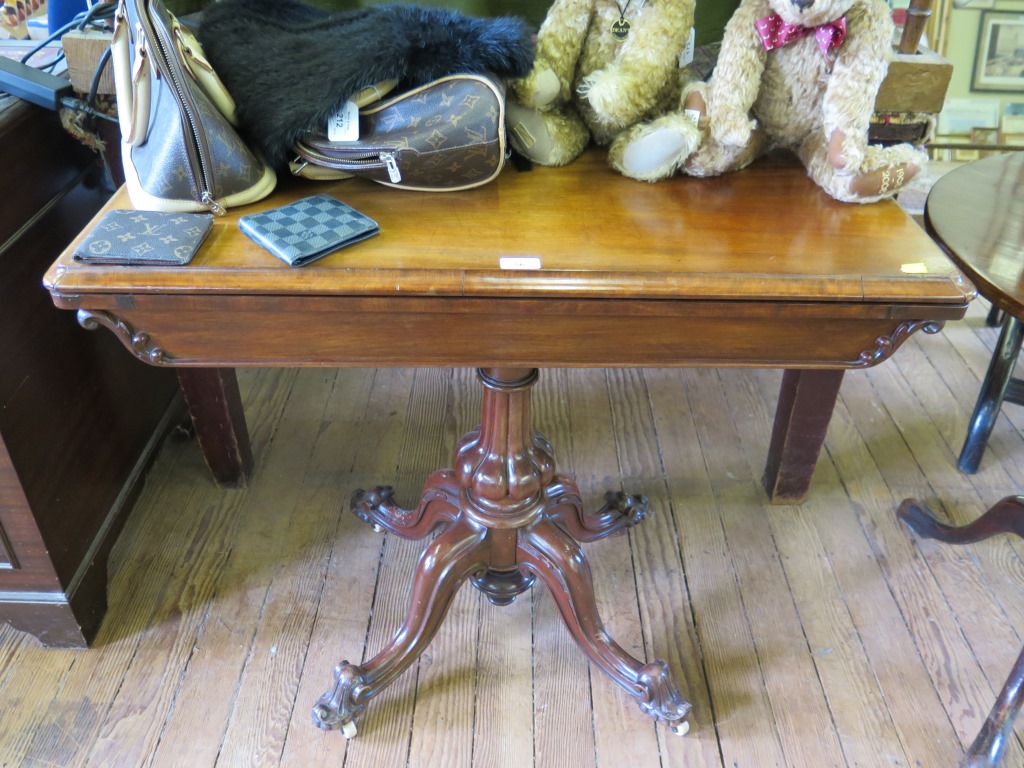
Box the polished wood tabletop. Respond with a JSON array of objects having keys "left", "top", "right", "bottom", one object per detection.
[
  {"left": 45, "top": 149, "right": 971, "bottom": 369},
  {"left": 925, "top": 150, "right": 1024, "bottom": 318}
]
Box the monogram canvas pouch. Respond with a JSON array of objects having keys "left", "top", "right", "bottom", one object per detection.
[
  {"left": 290, "top": 73, "right": 508, "bottom": 192},
  {"left": 74, "top": 210, "right": 214, "bottom": 265}
]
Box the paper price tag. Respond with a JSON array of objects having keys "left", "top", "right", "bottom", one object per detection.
[
  {"left": 327, "top": 100, "right": 360, "bottom": 142},
  {"left": 500, "top": 256, "right": 542, "bottom": 270},
  {"left": 679, "top": 28, "right": 696, "bottom": 67}
]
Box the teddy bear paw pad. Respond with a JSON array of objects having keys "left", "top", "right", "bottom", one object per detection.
[{"left": 621, "top": 127, "right": 697, "bottom": 180}]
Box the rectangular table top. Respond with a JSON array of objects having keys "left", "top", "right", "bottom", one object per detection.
[{"left": 45, "top": 150, "right": 972, "bottom": 309}]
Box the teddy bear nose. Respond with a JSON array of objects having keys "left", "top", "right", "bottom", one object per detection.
[{"left": 792, "top": 0, "right": 815, "bottom": 8}]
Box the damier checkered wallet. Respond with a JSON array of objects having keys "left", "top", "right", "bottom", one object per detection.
[
  {"left": 74, "top": 210, "right": 214, "bottom": 266},
  {"left": 238, "top": 194, "right": 379, "bottom": 267}
]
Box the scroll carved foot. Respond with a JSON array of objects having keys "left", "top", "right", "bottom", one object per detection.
[
  {"left": 546, "top": 477, "right": 650, "bottom": 542},
  {"left": 637, "top": 660, "right": 692, "bottom": 734},
  {"left": 312, "top": 662, "right": 367, "bottom": 738},
  {"left": 352, "top": 470, "right": 460, "bottom": 540}
]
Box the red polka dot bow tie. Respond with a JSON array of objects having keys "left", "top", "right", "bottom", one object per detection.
[{"left": 755, "top": 14, "right": 847, "bottom": 62}]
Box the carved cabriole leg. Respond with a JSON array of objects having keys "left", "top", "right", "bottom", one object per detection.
[
  {"left": 518, "top": 517, "right": 692, "bottom": 732},
  {"left": 545, "top": 477, "right": 650, "bottom": 542},
  {"left": 898, "top": 497, "right": 1024, "bottom": 768},
  {"left": 312, "top": 517, "right": 490, "bottom": 734},
  {"left": 352, "top": 469, "right": 461, "bottom": 540}
]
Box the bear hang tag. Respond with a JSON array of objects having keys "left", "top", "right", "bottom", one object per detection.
[
  {"left": 611, "top": 0, "right": 632, "bottom": 39},
  {"left": 610, "top": 0, "right": 646, "bottom": 41}
]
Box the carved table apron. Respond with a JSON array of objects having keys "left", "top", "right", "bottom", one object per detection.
[{"left": 44, "top": 149, "right": 973, "bottom": 736}]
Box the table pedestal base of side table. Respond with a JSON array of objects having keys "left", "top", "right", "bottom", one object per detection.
[
  {"left": 312, "top": 367, "right": 692, "bottom": 738},
  {"left": 898, "top": 496, "right": 1024, "bottom": 768}
]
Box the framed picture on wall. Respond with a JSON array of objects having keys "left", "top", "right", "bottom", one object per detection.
[{"left": 972, "top": 11, "right": 1024, "bottom": 92}]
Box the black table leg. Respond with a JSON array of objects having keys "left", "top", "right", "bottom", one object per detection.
[{"left": 959, "top": 316, "right": 1024, "bottom": 474}]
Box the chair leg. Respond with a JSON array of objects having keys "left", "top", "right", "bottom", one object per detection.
[
  {"left": 959, "top": 316, "right": 1024, "bottom": 474},
  {"left": 898, "top": 496, "right": 1024, "bottom": 767}
]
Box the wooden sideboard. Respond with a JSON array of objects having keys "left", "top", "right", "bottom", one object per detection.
[{"left": 0, "top": 98, "right": 179, "bottom": 647}]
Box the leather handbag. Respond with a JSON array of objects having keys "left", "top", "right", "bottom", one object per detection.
[
  {"left": 290, "top": 73, "right": 508, "bottom": 192},
  {"left": 110, "top": 0, "right": 276, "bottom": 213}
]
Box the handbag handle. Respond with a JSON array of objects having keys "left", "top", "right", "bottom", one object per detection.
[
  {"left": 111, "top": 0, "right": 151, "bottom": 146},
  {"left": 172, "top": 18, "right": 240, "bottom": 125}
]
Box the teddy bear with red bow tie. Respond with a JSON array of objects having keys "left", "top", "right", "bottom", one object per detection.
[{"left": 608, "top": 0, "right": 926, "bottom": 203}]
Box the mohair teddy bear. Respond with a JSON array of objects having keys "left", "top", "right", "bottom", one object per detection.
[
  {"left": 609, "top": 0, "right": 926, "bottom": 203},
  {"left": 506, "top": 0, "right": 697, "bottom": 167}
]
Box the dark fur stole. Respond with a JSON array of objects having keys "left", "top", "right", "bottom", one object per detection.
[{"left": 197, "top": 0, "right": 534, "bottom": 168}]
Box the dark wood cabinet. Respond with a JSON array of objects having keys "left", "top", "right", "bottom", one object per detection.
[{"left": 0, "top": 99, "right": 178, "bottom": 647}]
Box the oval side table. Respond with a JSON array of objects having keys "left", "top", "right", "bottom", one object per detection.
[{"left": 924, "top": 151, "right": 1024, "bottom": 472}]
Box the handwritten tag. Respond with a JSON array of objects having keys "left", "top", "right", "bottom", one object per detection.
[
  {"left": 327, "top": 100, "right": 360, "bottom": 142},
  {"left": 679, "top": 28, "right": 696, "bottom": 67}
]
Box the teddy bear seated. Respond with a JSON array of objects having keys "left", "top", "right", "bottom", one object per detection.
[
  {"left": 506, "top": 0, "right": 697, "bottom": 168},
  {"left": 609, "top": 0, "right": 926, "bottom": 203}
]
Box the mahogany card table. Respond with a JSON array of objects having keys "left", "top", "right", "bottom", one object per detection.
[{"left": 44, "top": 149, "right": 972, "bottom": 737}]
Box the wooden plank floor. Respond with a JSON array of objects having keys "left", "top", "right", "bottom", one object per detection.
[{"left": 2, "top": 295, "right": 1023, "bottom": 768}]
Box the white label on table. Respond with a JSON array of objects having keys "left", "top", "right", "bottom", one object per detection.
[
  {"left": 500, "top": 256, "right": 542, "bottom": 270},
  {"left": 900, "top": 263, "right": 928, "bottom": 274}
]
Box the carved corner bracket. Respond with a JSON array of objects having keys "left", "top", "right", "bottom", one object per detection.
[
  {"left": 853, "top": 320, "right": 944, "bottom": 368},
  {"left": 76, "top": 309, "right": 173, "bottom": 365}
]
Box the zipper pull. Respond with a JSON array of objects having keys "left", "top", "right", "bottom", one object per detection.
[
  {"left": 201, "top": 191, "right": 227, "bottom": 216},
  {"left": 383, "top": 153, "right": 402, "bottom": 183}
]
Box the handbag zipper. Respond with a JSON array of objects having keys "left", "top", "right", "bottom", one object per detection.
[
  {"left": 138, "top": 4, "right": 225, "bottom": 214},
  {"left": 297, "top": 144, "right": 402, "bottom": 183}
]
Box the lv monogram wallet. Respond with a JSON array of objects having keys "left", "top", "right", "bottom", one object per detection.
[
  {"left": 238, "top": 194, "right": 379, "bottom": 266},
  {"left": 74, "top": 210, "right": 214, "bottom": 265}
]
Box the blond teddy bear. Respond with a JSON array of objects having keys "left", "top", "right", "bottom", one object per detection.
[
  {"left": 506, "top": 0, "right": 697, "bottom": 167},
  {"left": 609, "top": 0, "right": 926, "bottom": 203}
]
